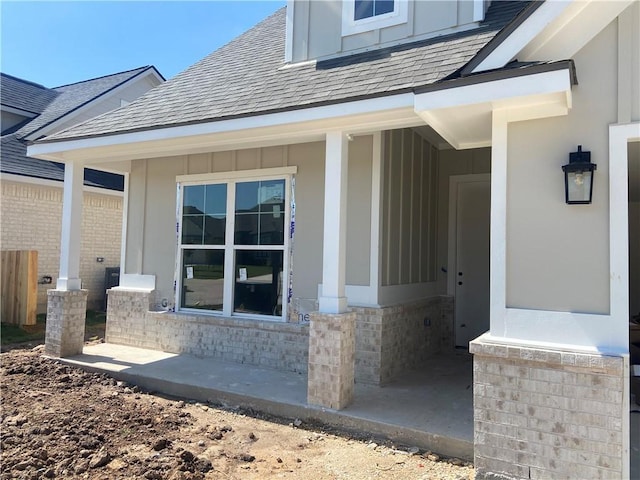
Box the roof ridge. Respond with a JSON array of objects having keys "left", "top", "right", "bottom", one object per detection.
[
  {"left": 0, "top": 73, "right": 50, "bottom": 91},
  {"left": 53, "top": 66, "right": 152, "bottom": 89}
]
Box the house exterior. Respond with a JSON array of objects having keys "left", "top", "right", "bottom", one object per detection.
[
  {"left": 27, "top": 1, "right": 639, "bottom": 479},
  {"left": 1, "top": 67, "right": 164, "bottom": 312}
]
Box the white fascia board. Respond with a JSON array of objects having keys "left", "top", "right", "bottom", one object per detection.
[
  {"left": 23, "top": 69, "right": 164, "bottom": 142},
  {"left": 414, "top": 69, "right": 572, "bottom": 112},
  {"left": 0, "top": 172, "right": 123, "bottom": 196},
  {"left": 27, "top": 93, "right": 416, "bottom": 162},
  {"left": 471, "top": 0, "right": 573, "bottom": 74},
  {"left": 520, "top": 0, "right": 635, "bottom": 61}
]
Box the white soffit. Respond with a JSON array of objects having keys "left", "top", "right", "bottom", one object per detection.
[{"left": 414, "top": 68, "right": 573, "bottom": 149}]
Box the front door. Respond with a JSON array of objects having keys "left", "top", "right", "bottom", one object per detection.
[{"left": 451, "top": 175, "right": 491, "bottom": 347}]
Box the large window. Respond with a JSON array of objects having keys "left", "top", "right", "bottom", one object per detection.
[{"left": 177, "top": 169, "right": 293, "bottom": 320}]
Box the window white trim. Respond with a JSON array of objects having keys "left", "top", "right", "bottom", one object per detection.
[
  {"left": 176, "top": 166, "right": 296, "bottom": 184},
  {"left": 176, "top": 171, "right": 294, "bottom": 322},
  {"left": 342, "top": 0, "right": 408, "bottom": 37}
]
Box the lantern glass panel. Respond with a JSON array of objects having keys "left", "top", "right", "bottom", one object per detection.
[{"left": 566, "top": 170, "right": 593, "bottom": 203}]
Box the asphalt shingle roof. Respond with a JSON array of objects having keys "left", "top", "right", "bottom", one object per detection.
[
  {"left": 1, "top": 67, "right": 158, "bottom": 190},
  {"left": 43, "top": 1, "right": 531, "bottom": 142},
  {"left": 1, "top": 74, "right": 58, "bottom": 116},
  {"left": 15, "top": 67, "right": 155, "bottom": 139}
]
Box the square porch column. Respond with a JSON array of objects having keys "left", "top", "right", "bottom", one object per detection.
[
  {"left": 308, "top": 131, "right": 356, "bottom": 410},
  {"left": 45, "top": 160, "right": 88, "bottom": 357}
]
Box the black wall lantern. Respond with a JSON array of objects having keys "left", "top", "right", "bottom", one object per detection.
[{"left": 562, "top": 145, "right": 597, "bottom": 204}]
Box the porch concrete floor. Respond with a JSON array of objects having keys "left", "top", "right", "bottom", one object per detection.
[{"left": 59, "top": 343, "right": 474, "bottom": 460}]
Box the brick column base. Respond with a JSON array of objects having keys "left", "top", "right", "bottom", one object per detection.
[
  {"left": 471, "top": 337, "right": 627, "bottom": 480},
  {"left": 307, "top": 311, "right": 356, "bottom": 410},
  {"left": 45, "top": 289, "right": 88, "bottom": 357}
]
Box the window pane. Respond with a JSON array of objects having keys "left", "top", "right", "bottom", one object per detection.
[
  {"left": 375, "top": 0, "right": 394, "bottom": 15},
  {"left": 354, "top": 0, "right": 373, "bottom": 20},
  {"left": 259, "top": 213, "right": 284, "bottom": 245},
  {"left": 236, "top": 181, "right": 260, "bottom": 213},
  {"left": 235, "top": 213, "right": 259, "bottom": 245},
  {"left": 181, "top": 249, "right": 224, "bottom": 311},
  {"left": 183, "top": 185, "right": 205, "bottom": 214},
  {"left": 203, "top": 215, "right": 226, "bottom": 245},
  {"left": 234, "top": 250, "right": 284, "bottom": 316},
  {"left": 235, "top": 179, "right": 286, "bottom": 246},
  {"left": 205, "top": 184, "right": 226, "bottom": 215},
  {"left": 182, "top": 215, "right": 204, "bottom": 244}
]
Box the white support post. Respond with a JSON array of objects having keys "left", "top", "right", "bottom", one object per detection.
[
  {"left": 56, "top": 160, "right": 84, "bottom": 290},
  {"left": 319, "top": 131, "right": 349, "bottom": 314}
]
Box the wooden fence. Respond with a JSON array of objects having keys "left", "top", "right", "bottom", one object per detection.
[{"left": 1, "top": 250, "right": 38, "bottom": 326}]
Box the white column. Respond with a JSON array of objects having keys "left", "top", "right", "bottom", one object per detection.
[
  {"left": 319, "top": 131, "right": 349, "bottom": 314},
  {"left": 489, "top": 109, "right": 508, "bottom": 337},
  {"left": 56, "top": 160, "right": 84, "bottom": 290}
]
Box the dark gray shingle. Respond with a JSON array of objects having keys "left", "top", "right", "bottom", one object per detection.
[{"left": 43, "top": 1, "right": 531, "bottom": 142}]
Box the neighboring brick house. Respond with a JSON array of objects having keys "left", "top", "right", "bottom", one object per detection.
[
  {"left": 28, "top": 1, "right": 639, "bottom": 479},
  {"left": 1, "top": 68, "right": 164, "bottom": 312}
]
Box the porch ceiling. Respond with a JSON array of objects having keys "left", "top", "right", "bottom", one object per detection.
[{"left": 414, "top": 66, "right": 574, "bottom": 150}]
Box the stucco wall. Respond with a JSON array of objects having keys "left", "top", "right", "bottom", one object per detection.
[
  {"left": 125, "top": 137, "right": 374, "bottom": 307},
  {"left": 505, "top": 21, "right": 618, "bottom": 314},
  {"left": 1, "top": 180, "right": 122, "bottom": 312},
  {"left": 292, "top": 0, "right": 480, "bottom": 63}
]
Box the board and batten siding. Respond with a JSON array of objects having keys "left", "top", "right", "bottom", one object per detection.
[
  {"left": 124, "top": 137, "right": 374, "bottom": 307},
  {"left": 291, "top": 0, "right": 480, "bottom": 63},
  {"left": 381, "top": 129, "right": 438, "bottom": 287}
]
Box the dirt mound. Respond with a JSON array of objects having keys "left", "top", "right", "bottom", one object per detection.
[{"left": 1, "top": 347, "right": 474, "bottom": 479}]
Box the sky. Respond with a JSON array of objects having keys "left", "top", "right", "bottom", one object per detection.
[{"left": 0, "top": 1, "right": 285, "bottom": 87}]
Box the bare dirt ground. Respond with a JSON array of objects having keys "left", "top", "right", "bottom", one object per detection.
[{"left": 1, "top": 344, "right": 475, "bottom": 480}]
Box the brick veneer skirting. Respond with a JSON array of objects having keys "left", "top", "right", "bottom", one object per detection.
[
  {"left": 471, "top": 338, "right": 627, "bottom": 480},
  {"left": 106, "top": 289, "right": 454, "bottom": 383},
  {"left": 352, "top": 296, "right": 454, "bottom": 385},
  {"left": 106, "top": 289, "right": 310, "bottom": 373}
]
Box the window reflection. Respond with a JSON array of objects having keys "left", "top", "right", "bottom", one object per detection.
[
  {"left": 234, "top": 250, "right": 283, "bottom": 316},
  {"left": 234, "top": 180, "right": 285, "bottom": 245},
  {"left": 182, "top": 249, "right": 224, "bottom": 311},
  {"left": 182, "top": 184, "right": 226, "bottom": 245}
]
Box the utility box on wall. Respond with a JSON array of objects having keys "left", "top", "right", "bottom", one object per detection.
[{"left": 103, "top": 267, "right": 120, "bottom": 311}]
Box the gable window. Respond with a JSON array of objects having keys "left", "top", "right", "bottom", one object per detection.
[
  {"left": 354, "top": 0, "right": 395, "bottom": 21},
  {"left": 177, "top": 168, "right": 295, "bottom": 321},
  {"left": 342, "top": 0, "right": 408, "bottom": 36}
]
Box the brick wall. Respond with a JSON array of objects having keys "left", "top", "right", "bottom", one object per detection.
[
  {"left": 106, "top": 289, "right": 455, "bottom": 383},
  {"left": 353, "top": 296, "right": 454, "bottom": 385},
  {"left": 106, "top": 289, "right": 310, "bottom": 373},
  {"left": 1, "top": 180, "right": 122, "bottom": 312},
  {"left": 471, "top": 339, "right": 626, "bottom": 480}
]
